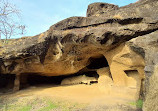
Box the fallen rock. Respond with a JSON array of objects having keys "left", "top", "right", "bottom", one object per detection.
[{"left": 61, "top": 75, "right": 97, "bottom": 85}]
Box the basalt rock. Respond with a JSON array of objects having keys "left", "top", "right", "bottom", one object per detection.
[
  {"left": 127, "top": 30, "right": 158, "bottom": 111},
  {"left": 0, "top": 0, "right": 158, "bottom": 110},
  {"left": 86, "top": 3, "right": 119, "bottom": 17}
]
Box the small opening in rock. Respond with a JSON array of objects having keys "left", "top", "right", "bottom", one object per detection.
[
  {"left": 124, "top": 70, "right": 139, "bottom": 79},
  {"left": 124, "top": 70, "right": 142, "bottom": 88},
  {"left": 100, "top": 4, "right": 105, "bottom": 8},
  {"left": 0, "top": 74, "right": 15, "bottom": 93},
  {"left": 83, "top": 71, "right": 99, "bottom": 79},
  {"left": 87, "top": 55, "right": 109, "bottom": 69}
]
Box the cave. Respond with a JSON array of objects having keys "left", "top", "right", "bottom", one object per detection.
[
  {"left": 83, "top": 71, "right": 99, "bottom": 79},
  {"left": 20, "top": 74, "right": 65, "bottom": 89},
  {"left": 20, "top": 71, "right": 99, "bottom": 89},
  {"left": 27, "top": 75, "right": 62, "bottom": 85},
  {"left": 6, "top": 56, "right": 108, "bottom": 90},
  {"left": 0, "top": 74, "right": 15, "bottom": 93},
  {"left": 87, "top": 55, "right": 109, "bottom": 69}
]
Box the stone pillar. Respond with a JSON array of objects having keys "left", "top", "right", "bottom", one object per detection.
[
  {"left": 13, "top": 74, "right": 20, "bottom": 92},
  {"left": 20, "top": 74, "right": 29, "bottom": 89},
  {"left": 110, "top": 62, "right": 128, "bottom": 86}
]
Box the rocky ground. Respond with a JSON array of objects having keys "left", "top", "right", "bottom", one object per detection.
[{"left": 0, "top": 84, "right": 142, "bottom": 111}]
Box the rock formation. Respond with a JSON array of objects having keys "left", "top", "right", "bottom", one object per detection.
[
  {"left": 0, "top": 0, "right": 158, "bottom": 110},
  {"left": 61, "top": 75, "right": 97, "bottom": 85}
]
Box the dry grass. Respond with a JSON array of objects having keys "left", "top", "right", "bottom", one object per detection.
[{"left": 0, "top": 95, "right": 87, "bottom": 111}]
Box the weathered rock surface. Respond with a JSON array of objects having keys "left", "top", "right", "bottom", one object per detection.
[
  {"left": 143, "top": 65, "right": 158, "bottom": 111},
  {"left": 128, "top": 30, "right": 158, "bottom": 110},
  {"left": 61, "top": 75, "right": 97, "bottom": 85},
  {"left": 86, "top": 3, "right": 119, "bottom": 17},
  {"left": 1, "top": 0, "right": 158, "bottom": 76},
  {"left": 0, "top": 0, "right": 158, "bottom": 110}
]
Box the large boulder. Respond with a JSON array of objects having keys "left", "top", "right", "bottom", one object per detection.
[
  {"left": 143, "top": 64, "right": 158, "bottom": 111},
  {"left": 127, "top": 30, "right": 158, "bottom": 110}
]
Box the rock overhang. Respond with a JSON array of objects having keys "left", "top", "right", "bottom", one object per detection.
[{"left": 0, "top": 1, "right": 157, "bottom": 105}]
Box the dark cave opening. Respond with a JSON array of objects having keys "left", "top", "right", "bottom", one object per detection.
[
  {"left": 27, "top": 75, "right": 61, "bottom": 85},
  {"left": 0, "top": 74, "right": 15, "bottom": 93},
  {"left": 20, "top": 71, "right": 99, "bottom": 89},
  {"left": 124, "top": 70, "right": 141, "bottom": 84},
  {"left": 20, "top": 74, "right": 64, "bottom": 89},
  {"left": 87, "top": 55, "right": 109, "bottom": 69},
  {"left": 82, "top": 71, "right": 99, "bottom": 79},
  {"left": 18, "top": 55, "right": 108, "bottom": 89},
  {"left": 0, "top": 55, "right": 109, "bottom": 91}
]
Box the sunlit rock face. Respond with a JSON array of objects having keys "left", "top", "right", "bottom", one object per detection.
[
  {"left": 86, "top": 3, "right": 119, "bottom": 17},
  {"left": 0, "top": 0, "right": 158, "bottom": 110},
  {"left": 128, "top": 30, "right": 158, "bottom": 111}
]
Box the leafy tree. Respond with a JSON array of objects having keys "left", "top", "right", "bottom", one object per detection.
[{"left": 0, "top": 0, "right": 25, "bottom": 39}]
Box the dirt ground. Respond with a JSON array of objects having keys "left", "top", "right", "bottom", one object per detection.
[{"left": 0, "top": 84, "right": 142, "bottom": 111}]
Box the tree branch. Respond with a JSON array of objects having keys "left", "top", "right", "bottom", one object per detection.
[{"left": 0, "top": 0, "right": 25, "bottom": 39}]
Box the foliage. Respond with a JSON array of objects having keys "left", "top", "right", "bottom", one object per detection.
[
  {"left": 129, "top": 99, "right": 143, "bottom": 108},
  {"left": 38, "top": 100, "right": 57, "bottom": 111},
  {"left": 136, "top": 99, "right": 143, "bottom": 108},
  {"left": 17, "top": 106, "right": 32, "bottom": 111},
  {"left": 0, "top": 95, "right": 88, "bottom": 111}
]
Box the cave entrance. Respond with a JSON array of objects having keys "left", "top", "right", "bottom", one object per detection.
[
  {"left": 86, "top": 55, "right": 113, "bottom": 84},
  {"left": 0, "top": 74, "right": 15, "bottom": 93},
  {"left": 20, "top": 71, "right": 100, "bottom": 89},
  {"left": 20, "top": 74, "right": 65, "bottom": 89},
  {"left": 87, "top": 55, "right": 109, "bottom": 69},
  {"left": 19, "top": 55, "right": 108, "bottom": 89}
]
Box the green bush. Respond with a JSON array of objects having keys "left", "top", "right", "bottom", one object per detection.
[
  {"left": 136, "top": 99, "right": 143, "bottom": 108},
  {"left": 129, "top": 99, "right": 143, "bottom": 108},
  {"left": 39, "top": 101, "right": 57, "bottom": 111}
]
